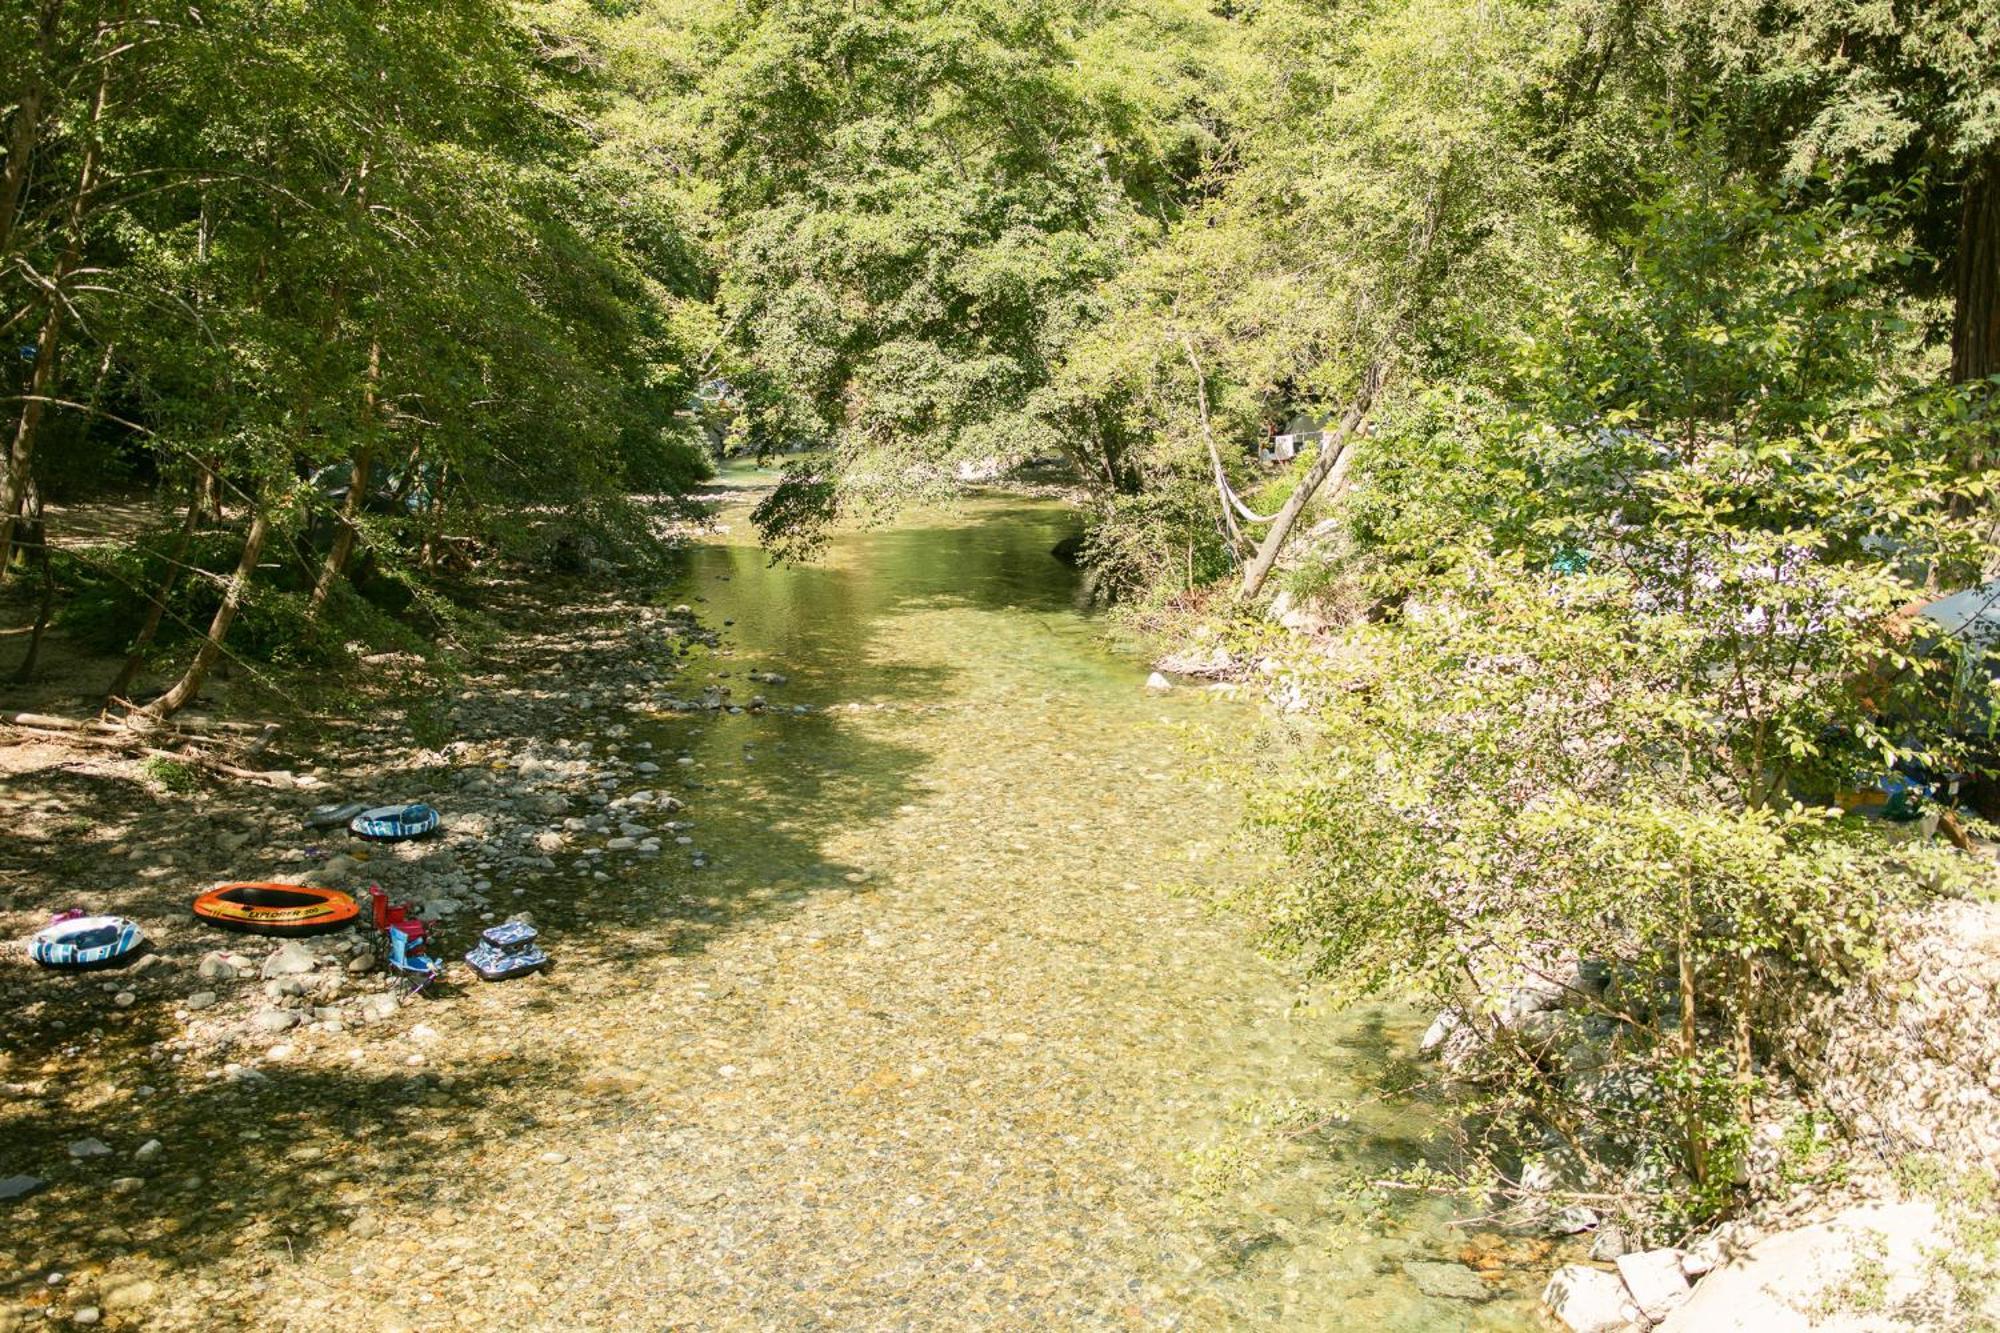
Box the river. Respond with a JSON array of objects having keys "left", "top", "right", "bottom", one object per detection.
[
  {"left": 2, "top": 464, "right": 1556, "bottom": 1331},
  {"left": 613, "top": 462, "right": 1549, "bottom": 1328}
]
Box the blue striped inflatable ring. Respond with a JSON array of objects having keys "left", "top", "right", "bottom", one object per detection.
[
  {"left": 30, "top": 916, "right": 145, "bottom": 970},
  {"left": 349, "top": 803, "right": 441, "bottom": 842}
]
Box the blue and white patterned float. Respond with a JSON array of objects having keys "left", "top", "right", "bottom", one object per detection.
[
  {"left": 464, "top": 921, "right": 548, "bottom": 981},
  {"left": 348, "top": 803, "right": 441, "bottom": 842},
  {"left": 30, "top": 915, "right": 144, "bottom": 970}
]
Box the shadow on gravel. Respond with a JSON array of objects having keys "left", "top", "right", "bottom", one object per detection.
[{"left": 0, "top": 1052, "right": 579, "bottom": 1287}]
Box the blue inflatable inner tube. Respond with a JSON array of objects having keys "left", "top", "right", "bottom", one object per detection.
[
  {"left": 349, "top": 803, "right": 441, "bottom": 842},
  {"left": 30, "top": 916, "right": 144, "bottom": 971}
]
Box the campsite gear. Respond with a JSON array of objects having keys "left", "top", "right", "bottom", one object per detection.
[
  {"left": 385, "top": 918, "right": 443, "bottom": 988},
  {"left": 366, "top": 886, "right": 443, "bottom": 990},
  {"left": 1836, "top": 765, "right": 1964, "bottom": 822},
  {"left": 349, "top": 803, "right": 440, "bottom": 842},
  {"left": 192, "top": 883, "right": 359, "bottom": 936},
  {"left": 30, "top": 915, "right": 144, "bottom": 970},
  {"left": 464, "top": 921, "right": 548, "bottom": 981},
  {"left": 306, "top": 801, "right": 370, "bottom": 830}
]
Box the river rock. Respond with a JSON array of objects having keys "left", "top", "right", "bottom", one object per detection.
[
  {"left": 1419, "top": 1008, "right": 1480, "bottom": 1068},
  {"left": 198, "top": 951, "right": 255, "bottom": 982},
  {"left": 0, "top": 1175, "right": 43, "bottom": 1200},
  {"left": 358, "top": 994, "right": 399, "bottom": 1023},
  {"left": 1615, "top": 1249, "right": 1690, "bottom": 1321},
  {"left": 1543, "top": 1265, "right": 1629, "bottom": 1333},
  {"left": 1657, "top": 1202, "right": 1945, "bottom": 1332},
  {"left": 185, "top": 991, "right": 219, "bottom": 1011},
  {"left": 1404, "top": 1260, "right": 1491, "bottom": 1301},
  {"left": 260, "top": 941, "right": 318, "bottom": 979},
  {"left": 252, "top": 1008, "right": 301, "bottom": 1033},
  {"left": 1144, "top": 672, "right": 1172, "bottom": 691},
  {"left": 1588, "top": 1224, "right": 1632, "bottom": 1261},
  {"left": 101, "top": 1280, "right": 156, "bottom": 1311},
  {"left": 68, "top": 1138, "right": 113, "bottom": 1159}
]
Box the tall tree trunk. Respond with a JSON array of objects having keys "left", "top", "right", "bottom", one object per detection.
[
  {"left": 105, "top": 489, "right": 203, "bottom": 705},
  {"left": 1239, "top": 363, "right": 1383, "bottom": 598},
  {"left": 0, "top": 12, "right": 114, "bottom": 571},
  {"left": 135, "top": 503, "right": 271, "bottom": 721},
  {"left": 306, "top": 340, "right": 380, "bottom": 618},
  {"left": 1952, "top": 147, "right": 2000, "bottom": 387},
  {"left": 0, "top": 0, "right": 64, "bottom": 263},
  {"left": 1951, "top": 148, "right": 2000, "bottom": 574}
]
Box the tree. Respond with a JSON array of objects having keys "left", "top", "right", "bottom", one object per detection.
[{"left": 1255, "top": 170, "right": 1997, "bottom": 1219}]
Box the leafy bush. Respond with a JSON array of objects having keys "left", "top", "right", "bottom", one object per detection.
[
  {"left": 1250, "top": 175, "right": 2000, "bottom": 1226},
  {"left": 138, "top": 756, "right": 200, "bottom": 793}
]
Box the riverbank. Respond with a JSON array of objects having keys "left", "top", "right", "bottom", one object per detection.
[
  {"left": 1, "top": 571, "right": 722, "bottom": 1329},
  {"left": 1139, "top": 576, "right": 2000, "bottom": 1332},
  {"left": 3, "top": 474, "right": 1573, "bottom": 1330}
]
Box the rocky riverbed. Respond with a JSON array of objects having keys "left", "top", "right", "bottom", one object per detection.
[{"left": 2, "top": 478, "right": 1573, "bottom": 1330}]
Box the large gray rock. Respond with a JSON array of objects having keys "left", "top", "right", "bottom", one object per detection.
[
  {"left": 1658, "top": 1202, "right": 1952, "bottom": 1332},
  {"left": 1419, "top": 1008, "right": 1479, "bottom": 1067},
  {"left": 259, "top": 941, "right": 318, "bottom": 979},
  {"left": 198, "top": 950, "right": 255, "bottom": 982},
  {"left": 1615, "top": 1249, "right": 1690, "bottom": 1322},
  {"left": 251, "top": 1008, "right": 301, "bottom": 1033},
  {"left": 1543, "top": 1265, "right": 1631, "bottom": 1333}
]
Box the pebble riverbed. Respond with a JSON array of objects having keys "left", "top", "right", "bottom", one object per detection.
[{"left": 0, "top": 470, "right": 1557, "bottom": 1329}]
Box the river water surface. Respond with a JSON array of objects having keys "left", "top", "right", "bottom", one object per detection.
[
  {"left": 0, "top": 465, "right": 1561, "bottom": 1331},
  {"left": 611, "top": 463, "right": 1550, "bottom": 1328}
]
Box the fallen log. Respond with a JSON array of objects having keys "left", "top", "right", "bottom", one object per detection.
[
  {"left": 6, "top": 708, "right": 279, "bottom": 744},
  {"left": 1, "top": 719, "right": 290, "bottom": 786}
]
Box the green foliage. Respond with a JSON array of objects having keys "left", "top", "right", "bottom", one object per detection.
[
  {"left": 138, "top": 756, "right": 200, "bottom": 794},
  {"left": 1249, "top": 175, "right": 1999, "bottom": 1224}
]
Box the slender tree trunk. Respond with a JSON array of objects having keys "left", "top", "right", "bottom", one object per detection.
[
  {"left": 105, "top": 489, "right": 203, "bottom": 704},
  {"left": 135, "top": 503, "right": 271, "bottom": 721},
  {"left": 1181, "top": 337, "right": 1243, "bottom": 555},
  {"left": 1678, "top": 910, "right": 1707, "bottom": 1186},
  {"left": 306, "top": 340, "right": 380, "bottom": 618},
  {"left": 12, "top": 534, "right": 55, "bottom": 684},
  {"left": 1239, "top": 363, "right": 1383, "bottom": 598},
  {"left": 10, "top": 484, "right": 53, "bottom": 682},
  {"left": 193, "top": 461, "right": 224, "bottom": 524},
  {"left": 0, "top": 13, "right": 114, "bottom": 571}
]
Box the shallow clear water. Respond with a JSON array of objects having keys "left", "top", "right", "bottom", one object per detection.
[{"left": 620, "top": 462, "right": 1550, "bottom": 1328}]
